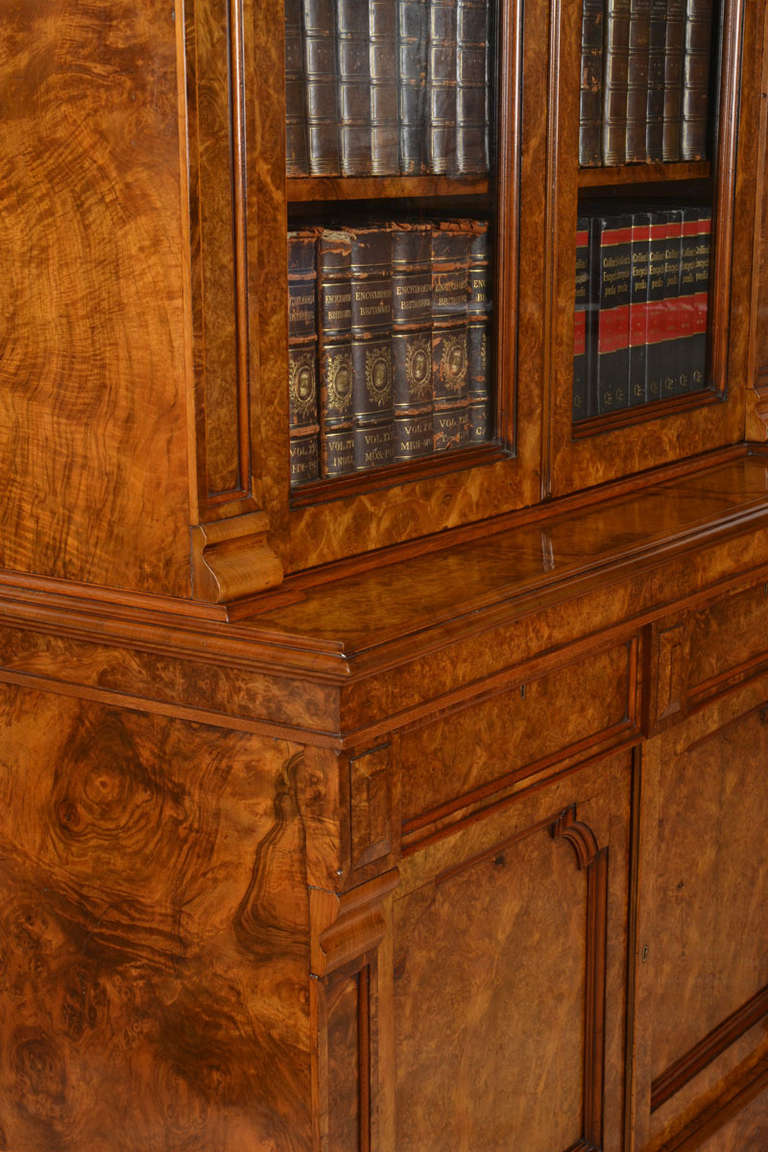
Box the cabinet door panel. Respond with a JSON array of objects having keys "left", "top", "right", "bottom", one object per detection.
[
  {"left": 636, "top": 678, "right": 768, "bottom": 1150},
  {"left": 392, "top": 751, "right": 632, "bottom": 1152}
]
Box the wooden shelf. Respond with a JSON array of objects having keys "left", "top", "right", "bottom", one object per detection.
[
  {"left": 577, "top": 161, "right": 711, "bottom": 189},
  {"left": 287, "top": 174, "right": 490, "bottom": 203}
]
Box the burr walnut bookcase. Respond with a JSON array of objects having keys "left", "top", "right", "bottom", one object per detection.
[{"left": 1, "top": 0, "right": 768, "bottom": 1149}]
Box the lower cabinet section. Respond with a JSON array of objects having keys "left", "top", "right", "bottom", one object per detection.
[{"left": 633, "top": 674, "right": 768, "bottom": 1152}]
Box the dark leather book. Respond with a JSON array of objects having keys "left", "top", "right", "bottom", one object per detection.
[
  {"left": 468, "top": 221, "right": 491, "bottom": 438},
  {"left": 682, "top": 206, "right": 711, "bottom": 390},
  {"left": 596, "top": 213, "right": 632, "bottom": 413},
  {"left": 626, "top": 0, "right": 651, "bottom": 161},
  {"left": 398, "top": 0, "right": 428, "bottom": 174},
  {"left": 662, "top": 208, "right": 683, "bottom": 396},
  {"left": 579, "top": 0, "right": 604, "bottom": 166},
  {"left": 288, "top": 230, "right": 320, "bottom": 485},
  {"left": 602, "top": 0, "right": 630, "bottom": 167},
  {"left": 428, "top": 0, "right": 458, "bottom": 173},
  {"left": 432, "top": 221, "right": 471, "bottom": 449},
  {"left": 318, "top": 229, "right": 355, "bottom": 476},
  {"left": 349, "top": 226, "right": 394, "bottom": 470},
  {"left": 646, "top": 209, "right": 669, "bottom": 401},
  {"left": 681, "top": 0, "right": 713, "bottom": 160},
  {"left": 394, "top": 407, "right": 434, "bottom": 459},
  {"left": 336, "top": 0, "right": 372, "bottom": 175},
  {"left": 303, "top": 0, "right": 341, "bottom": 174},
  {"left": 573, "top": 217, "right": 591, "bottom": 421},
  {"left": 645, "top": 0, "right": 667, "bottom": 160},
  {"left": 392, "top": 222, "right": 434, "bottom": 425},
  {"left": 629, "top": 212, "right": 651, "bottom": 407},
  {"left": 370, "top": 0, "right": 400, "bottom": 173},
  {"left": 456, "top": 0, "right": 489, "bottom": 174},
  {"left": 285, "top": 0, "right": 309, "bottom": 176},
  {"left": 662, "top": 0, "right": 684, "bottom": 161}
]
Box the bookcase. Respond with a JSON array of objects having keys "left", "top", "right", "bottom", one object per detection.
[{"left": 1, "top": 0, "right": 768, "bottom": 1149}]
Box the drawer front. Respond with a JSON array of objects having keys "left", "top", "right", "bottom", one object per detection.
[
  {"left": 399, "top": 639, "right": 638, "bottom": 834},
  {"left": 688, "top": 580, "right": 768, "bottom": 698}
]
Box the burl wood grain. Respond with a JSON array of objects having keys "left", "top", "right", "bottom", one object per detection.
[
  {"left": 393, "top": 751, "right": 632, "bottom": 1152},
  {"left": 0, "top": 685, "right": 316, "bottom": 1151},
  {"left": 0, "top": 0, "right": 192, "bottom": 597}
]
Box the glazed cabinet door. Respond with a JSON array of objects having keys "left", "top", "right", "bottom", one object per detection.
[
  {"left": 632, "top": 673, "right": 768, "bottom": 1152},
  {"left": 388, "top": 749, "right": 634, "bottom": 1152}
]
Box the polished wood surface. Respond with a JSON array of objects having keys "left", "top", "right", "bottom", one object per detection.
[
  {"left": 1, "top": 0, "right": 768, "bottom": 1145},
  {"left": 0, "top": 0, "right": 192, "bottom": 596}
]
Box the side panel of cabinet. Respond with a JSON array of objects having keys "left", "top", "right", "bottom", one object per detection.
[
  {"left": 632, "top": 674, "right": 768, "bottom": 1152},
  {"left": 0, "top": 0, "right": 193, "bottom": 597}
]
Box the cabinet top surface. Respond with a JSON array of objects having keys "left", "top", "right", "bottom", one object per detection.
[{"left": 240, "top": 452, "right": 768, "bottom": 658}]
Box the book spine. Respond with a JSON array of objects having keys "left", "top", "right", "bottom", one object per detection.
[
  {"left": 336, "top": 0, "right": 372, "bottom": 176},
  {"left": 456, "top": 0, "right": 489, "bottom": 174},
  {"left": 303, "top": 0, "right": 341, "bottom": 174},
  {"left": 626, "top": 0, "right": 651, "bottom": 162},
  {"left": 602, "top": 0, "right": 631, "bottom": 167},
  {"left": 646, "top": 210, "right": 669, "bottom": 401},
  {"left": 645, "top": 0, "right": 667, "bottom": 160},
  {"left": 689, "top": 206, "right": 711, "bottom": 389},
  {"left": 392, "top": 223, "right": 434, "bottom": 460},
  {"left": 349, "top": 226, "right": 395, "bottom": 470},
  {"left": 681, "top": 0, "right": 713, "bottom": 160},
  {"left": 428, "top": 0, "right": 458, "bottom": 173},
  {"left": 579, "top": 0, "right": 604, "bottom": 165},
  {"left": 629, "top": 212, "right": 651, "bottom": 406},
  {"left": 370, "top": 0, "right": 400, "bottom": 174},
  {"left": 596, "top": 213, "right": 632, "bottom": 413},
  {"left": 288, "top": 230, "right": 320, "bottom": 485},
  {"left": 678, "top": 206, "right": 698, "bottom": 393},
  {"left": 398, "top": 0, "right": 428, "bottom": 174},
  {"left": 662, "top": 208, "right": 683, "bottom": 397},
  {"left": 468, "top": 221, "right": 491, "bottom": 441},
  {"left": 318, "top": 230, "right": 356, "bottom": 476},
  {"left": 573, "top": 217, "right": 590, "bottom": 421},
  {"left": 662, "top": 0, "right": 684, "bottom": 161},
  {"left": 432, "top": 221, "right": 471, "bottom": 449},
  {"left": 285, "top": 0, "right": 309, "bottom": 176}
]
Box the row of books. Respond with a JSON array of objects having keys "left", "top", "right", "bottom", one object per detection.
[
  {"left": 579, "top": 0, "right": 714, "bottom": 167},
  {"left": 573, "top": 206, "right": 711, "bottom": 419},
  {"left": 285, "top": 0, "right": 490, "bottom": 178},
  {"left": 288, "top": 219, "right": 492, "bottom": 486}
]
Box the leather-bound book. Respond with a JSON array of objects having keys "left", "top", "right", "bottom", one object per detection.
[
  {"left": 573, "top": 216, "right": 591, "bottom": 421},
  {"left": 662, "top": 207, "right": 683, "bottom": 396},
  {"left": 602, "top": 0, "right": 630, "bottom": 167},
  {"left": 662, "top": 0, "right": 684, "bottom": 160},
  {"left": 428, "top": 0, "right": 458, "bottom": 173},
  {"left": 349, "top": 226, "right": 395, "bottom": 470},
  {"left": 645, "top": 0, "right": 666, "bottom": 160},
  {"left": 318, "top": 230, "right": 355, "bottom": 476},
  {"left": 457, "top": 0, "right": 489, "bottom": 174},
  {"left": 432, "top": 221, "right": 471, "bottom": 448},
  {"left": 682, "top": 206, "right": 710, "bottom": 390},
  {"left": 392, "top": 222, "right": 434, "bottom": 459},
  {"left": 303, "top": 0, "right": 341, "bottom": 174},
  {"left": 468, "top": 221, "right": 491, "bottom": 439},
  {"left": 579, "top": 0, "right": 604, "bottom": 166},
  {"left": 629, "top": 212, "right": 651, "bottom": 407},
  {"left": 596, "top": 213, "right": 632, "bottom": 413},
  {"left": 337, "top": 0, "right": 372, "bottom": 175},
  {"left": 288, "top": 230, "right": 320, "bottom": 485},
  {"left": 370, "top": 0, "right": 400, "bottom": 173},
  {"left": 398, "top": 0, "right": 428, "bottom": 174},
  {"left": 681, "top": 0, "right": 713, "bottom": 160},
  {"left": 646, "top": 209, "right": 669, "bottom": 401},
  {"left": 626, "top": 0, "right": 651, "bottom": 161},
  {"left": 285, "top": 0, "right": 309, "bottom": 176}
]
